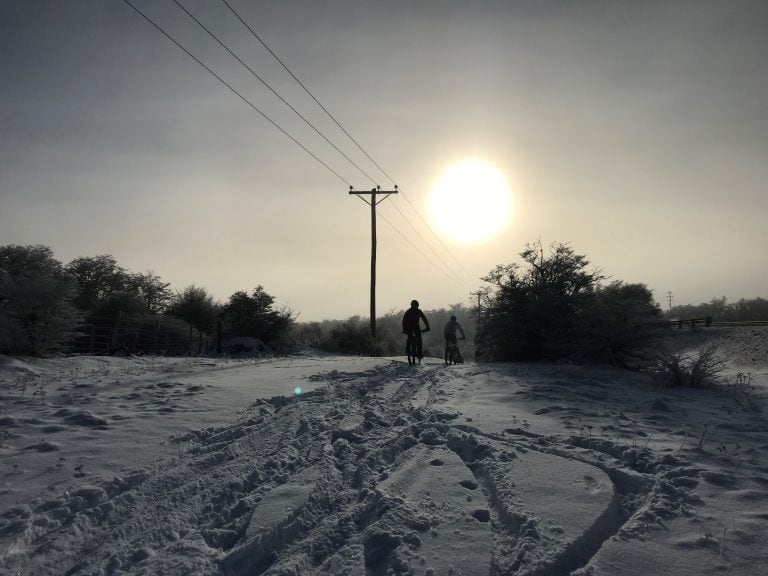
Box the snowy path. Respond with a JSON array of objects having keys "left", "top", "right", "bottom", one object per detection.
[{"left": 1, "top": 354, "right": 767, "bottom": 575}]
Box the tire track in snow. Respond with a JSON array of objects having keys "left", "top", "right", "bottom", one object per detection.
[{"left": 2, "top": 361, "right": 687, "bottom": 576}]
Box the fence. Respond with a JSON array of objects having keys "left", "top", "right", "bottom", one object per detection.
[
  {"left": 670, "top": 317, "right": 768, "bottom": 329},
  {"left": 69, "top": 312, "right": 213, "bottom": 356},
  {"left": 670, "top": 316, "right": 713, "bottom": 329}
]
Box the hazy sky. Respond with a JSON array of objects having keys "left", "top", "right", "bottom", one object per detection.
[{"left": 2, "top": 0, "right": 767, "bottom": 321}]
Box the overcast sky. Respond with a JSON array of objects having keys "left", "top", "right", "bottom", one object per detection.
[{"left": 2, "top": 0, "right": 767, "bottom": 321}]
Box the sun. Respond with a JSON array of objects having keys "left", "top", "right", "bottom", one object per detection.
[{"left": 428, "top": 159, "right": 512, "bottom": 245}]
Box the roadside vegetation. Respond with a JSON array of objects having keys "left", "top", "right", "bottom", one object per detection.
[
  {"left": 473, "top": 240, "right": 666, "bottom": 366},
  {"left": 0, "top": 244, "right": 294, "bottom": 355},
  {"left": 666, "top": 296, "right": 768, "bottom": 322},
  {"left": 2, "top": 242, "right": 765, "bottom": 374}
]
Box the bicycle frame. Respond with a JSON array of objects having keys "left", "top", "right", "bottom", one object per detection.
[
  {"left": 405, "top": 329, "right": 425, "bottom": 366},
  {"left": 444, "top": 338, "right": 463, "bottom": 365}
]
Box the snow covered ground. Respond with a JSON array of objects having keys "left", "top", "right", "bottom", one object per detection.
[{"left": 1, "top": 329, "right": 767, "bottom": 575}]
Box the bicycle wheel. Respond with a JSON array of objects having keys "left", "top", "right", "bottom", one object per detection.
[{"left": 406, "top": 334, "right": 417, "bottom": 366}]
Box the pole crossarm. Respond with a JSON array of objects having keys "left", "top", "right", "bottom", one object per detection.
[
  {"left": 349, "top": 185, "right": 399, "bottom": 205},
  {"left": 348, "top": 185, "right": 399, "bottom": 338}
]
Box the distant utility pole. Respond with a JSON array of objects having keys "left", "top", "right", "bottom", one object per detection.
[
  {"left": 349, "top": 185, "right": 398, "bottom": 338},
  {"left": 470, "top": 290, "right": 483, "bottom": 311},
  {"left": 666, "top": 291, "right": 673, "bottom": 311}
]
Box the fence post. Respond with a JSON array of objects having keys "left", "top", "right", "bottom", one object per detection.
[
  {"left": 198, "top": 331, "right": 203, "bottom": 355},
  {"left": 216, "top": 321, "right": 222, "bottom": 355},
  {"left": 111, "top": 311, "right": 123, "bottom": 351},
  {"left": 188, "top": 324, "right": 193, "bottom": 355},
  {"left": 89, "top": 324, "right": 95, "bottom": 354},
  {"left": 153, "top": 318, "right": 159, "bottom": 354}
]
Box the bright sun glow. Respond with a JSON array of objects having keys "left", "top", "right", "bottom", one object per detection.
[{"left": 428, "top": 159, "right": 512, "bottom": 245}]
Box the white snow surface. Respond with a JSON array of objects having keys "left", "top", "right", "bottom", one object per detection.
[{"left": 1, "top": 331, "right": 767, "bottom": 575}]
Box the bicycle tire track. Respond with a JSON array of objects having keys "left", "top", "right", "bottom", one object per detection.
[{"left": 1, "top": 359, "right": 701, "bottom": 576}]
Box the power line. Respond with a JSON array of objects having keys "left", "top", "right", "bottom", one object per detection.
[
  {"left": 170, "top": 0, "right": 380, "bottom": 187},
  {"left": 377, "top": 210, "right": 469, "bottom": 288},
  {"left": 220, "top": 0, "right": 397, "bottom": 186},
  {"left": 121, "top": 0, "right": 352, "bottom": 186},
  {"left": 351, "top": 195, "right": 464, "bottom": 288},
  {"left": 219, "top": 0, "right": 477, "bottom": 285},
  {"left": 177, "top": 0, "right": 472, "bottom": 286},
  {"left": 396, "top": 192, "right": 477, "bottom": 281},
  {"left": 131, "top": 0, "right": 477, "bottom": 292},
  {"left": 382, "top": 201, "right": 471, "bottom": 289}
]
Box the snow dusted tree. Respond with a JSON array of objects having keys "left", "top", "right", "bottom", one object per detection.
[
  {"left": 476, "top": 240, "right": 662, "bottom": 364},
  {"left": 65, "top": 254, "right": 147, "bottom": 317},
  {"left": 166, "top": 285, "right": 219, "bottom": 333},
  {"left": 220, "top": 286, "right": 294, "bottom": 346},
  {"left": 132, "top": 270, "right": 173, "bottom": 314},
  {"left": 0, "top": 245, "right": 80, "bottom": 355}
]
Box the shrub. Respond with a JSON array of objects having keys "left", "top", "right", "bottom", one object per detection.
[
  {"left": 650, "top": 344, "right": 725, "bottom": 387},
  {"left": 327, "top": 321, "right": 377, "bottom": 355},
  {"left": 475, "top": 240, "right": 664, "bottom": 364},
  {"left": 577, "top": 281, "right": 667, "bottom": 365}
]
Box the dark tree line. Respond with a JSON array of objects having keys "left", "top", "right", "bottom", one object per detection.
[
  {"left": 667, "top": 296, "right": 768, "bottom": 322},
  {"left": 0, "top": 245, "right": 293, "bottom": 356},
  {"left": 6, "top": 240, "right": 761, "bottom": 362}
]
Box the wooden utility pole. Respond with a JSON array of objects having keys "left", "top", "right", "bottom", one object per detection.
[{"left": 349, "top": 185, "right": 398, "bottom": 338}]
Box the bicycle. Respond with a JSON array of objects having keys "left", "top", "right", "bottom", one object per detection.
[
  {"left": 405, "top": 329, "right": 427, "bottom": 366},
  {"left": 444, "top": 337, "right": 465, "bottom": 365}
]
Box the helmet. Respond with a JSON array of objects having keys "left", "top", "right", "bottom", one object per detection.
[
  {"left": 411, "top": 299, "right": 419, "bottom": 307},
  {"left": 450, "top": 315, "right": 457, "bottom": 321}
]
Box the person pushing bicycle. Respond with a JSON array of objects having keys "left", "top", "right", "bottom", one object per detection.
[
  {"left": 402, "top": 299, "right": 430, "bottom": 364},
  {"left": 444, "top": 315, "right": 466, "bottom": 364}
]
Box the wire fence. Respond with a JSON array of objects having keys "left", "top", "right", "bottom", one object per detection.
[
  {"left": 668, "top": 317, "right": 768, "bottom": 329},
  {"left": 68, "top": 312, "right": 212, "bottom": 356}
]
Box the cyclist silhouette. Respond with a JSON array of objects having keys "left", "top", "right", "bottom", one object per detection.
[
  {"left": 443, "top": 315, "right": 466, "bottom": 364},
  {"left": 443, "top": 315, "right": 466, "bottom": 343},
  {"left": 402, "top": 299, "right": 430, "bottom": 365}
]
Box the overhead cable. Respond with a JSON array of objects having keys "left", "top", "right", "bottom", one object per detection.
[
  {"left": 171, "top": 0, "right": 380, "bottom": 186},
  {"left": 351, "top": 195, "right": 465, "bottom": 288},
  {"left": 220, "top": 0, "right": 476, "bottom": 284},
  {"left": 220, "top": 0, "right": 396, "bottom": 186},
  {"left": 394, "top": 191, "right": 477, "bottom": 281},
  {"left": 122, "top": 0, "right": 352, "bottom": 186},
  {"left": 377, "top": 211, "right": 469, "bottom": 288},
  {"left": 383, "top": 201, "right": 471, "bottom": 288}
]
